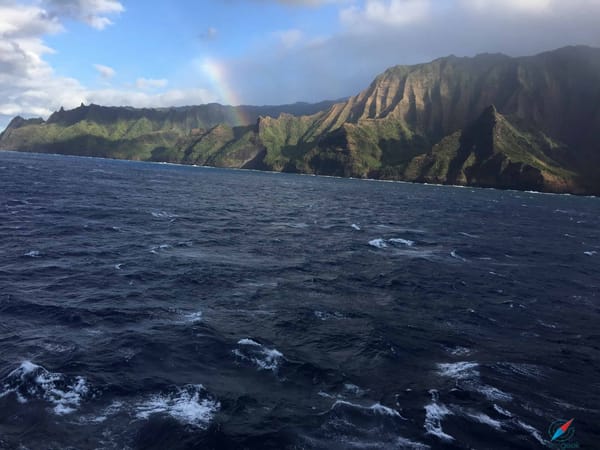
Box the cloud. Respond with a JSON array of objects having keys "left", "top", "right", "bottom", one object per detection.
[
  {"left": 341, "top": 0, "right": 431, "bottom": 27},
  {"left": 135, "top": 78, "right": 169, "bottom": 90},
  {"left": 93, "top": 63, "right": 115, "bottom": 79},
  {"left": 0, "top": 0, "right": 210, "bottom": 128},
  {"left": 44, "top": 0, "right": 124, "bottom": 30},
  {"left": 221, "top": 0, "right": 600, "bottom": 106},
  {"left": 84, "top": 87, "right": 218, "bottom": 108}
]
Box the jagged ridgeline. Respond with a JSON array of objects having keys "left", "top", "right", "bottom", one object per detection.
[{"left": 2, "top": 45, "right": 600, "bottom": 194}]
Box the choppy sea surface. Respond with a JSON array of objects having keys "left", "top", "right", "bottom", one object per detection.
[{"left": 1, "top": 151, "right": 599, "bottom": 449}]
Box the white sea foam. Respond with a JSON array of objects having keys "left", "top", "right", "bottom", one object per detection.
[
  {"left": 424, "top": 391, "right": 454, "bottom": 442},
  {"left": 437, "top": 362, "right": 478, "bottom": 380},
  {"left": 151, "top": 211, "right": 178, "bottom": 219},
  {"left": 343, "top": 383, "right": 365, "bottom": 396},
  {"left": 465, "top": 411, "right": 502, "bottom": 430},
  {"left": 437, "top": 362, "right": 512, "bottom": 401},
  {"left": 368, "top": 239, "right": 387, "bottom": 249},
  {"left": 114, "top": 263, "right": 123, "bottom": 270},
  {"left": 332, "top": 400, "right": 403, "bottom": 418},
  {"left": 24, "top": 250, "right": 40, "bottom": 257},
  {"left": 584, "top": 250, "right": 597, "bottom": 256},
  {"left": 450, "top": 250, "right": 467, "bottom": 261},
  {"left": 493, "top": 404, "right": 513, "bottom": 417},
  {"left": 134, "top": 384, "right": 219, "bottom": 428},
  {"left": 150, "top": 244, "right": 172, "bottom": 254},
  {"left": 459, "top": 232, "right": 479, "bottom": 238},
  {"left": 516, "top": 419, "right": 547, "bottom": 445},
  {"left": 351, "top": 224, "right": 361, "bottom": 231},
  {"left": 0, "top": 361, "right": 88, "bottom": 415},
  {"left": 234, "top": 339, "right": 284, "bottom": 371},
  {"left": 237, "top": 338, "right": 261, "bottom": 347},
  {"left": 182, "top": 311, "right": 203, "bottom": 323}
]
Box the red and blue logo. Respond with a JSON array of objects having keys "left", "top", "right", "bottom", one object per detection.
[{"left": 548, "top": 419, "right": 579, "bottom": 448}]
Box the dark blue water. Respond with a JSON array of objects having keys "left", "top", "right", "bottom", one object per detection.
[{"left": 1, "top": 151, "right": 599, "bottom": 449}]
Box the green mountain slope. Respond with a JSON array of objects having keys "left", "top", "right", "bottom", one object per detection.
[
  {"left": 1, "top": 46, "right": 599, "bottom": 194},
  {"left": 402, "top": 105, "right": 581, "bottom": 193}
]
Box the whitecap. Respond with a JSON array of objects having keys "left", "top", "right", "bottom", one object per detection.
[
  {"left": 450, "top": 250, "right": 467, "bottom": 261},
  {"left": 237, "top": 338, "right": 261, "bottom": 347},
  {"left": 465, "top": 411, "right": 502, "bottom": 430},
  {"left": 233, "top": 339, "right": 284, "bottom": 372},
  {"left": 151, "top": 211, "right": 178, "bottom": 219},
  {"left": 437, "top": 362, "right": 478, "bottom": 380},
  {"left": 493, "top": 404, "right": 513, "bottom": 417},
  {"left": 182, "top": 311, "right": 203, "bottom": 323},
  {"left": 436, "top": 362, "right": 512, "bottom": 401},
  {"left": 24, "top": 250, "right": 40, "bottom": 257},
  {"left": 351, "top": 224, "right": 361, "bottom": 231},
  {"left": 150, "top": 244, "right": 172, "bottom": 254},
  {"left": 584, "top": 251, "right": 597, "bottom": 256},
  {"left": 423, "top": 391, "right": 454, "bottom": 442},
  {"left": 114, "top": 263, "right": 123, "bottom": 270},
  {"left": 459, "top": 232, "right": 479, "bottom": 238},
  {"left": 331, "top": 400, "right": 403, "bottom": 418},
  {"left": 516, "top": 419, "right": 547, "bottom": 445},
  {"left": 134, "top": 384, "right": 219, "bottom": 428},
  {"left": 0, "top": 361, "right": 88, "bottom": 415},
  {"left": 368, "top": 239, "right": 387, "bottom": 249},
  {"left": 343, "top": 383, "right": 365, "bottom": 396}
]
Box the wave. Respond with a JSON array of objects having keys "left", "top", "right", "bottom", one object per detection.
[
  {"left": 369, "top": 238, "right": 415, "bottom": 249},
  {"left": 233, "top": 339, "right": 284, "bottom": 372},
  {"left": 368, "top": 239, "right": 387, "bottom": 249},
  {"left": 436, "top": 362, "right": 512, "bottom": 401},
  {"left": 151, "top": 211, "right": 178, "bottom": 219},
  {"left": 423, "top": 390, "right": 454, "bottom": 442},
  {"left": 331, "top": 399, "right": 404, "bottom": 418},
  {"left": 134, "top": 384, "right": 219, "bottom": 429},
  {"left": 0, "top": 361, "right": 88, "bottom": 415}
]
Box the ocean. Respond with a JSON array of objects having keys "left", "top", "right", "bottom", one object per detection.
[{"left": 1, "top": 151, "right": 599, "bottom": 449}]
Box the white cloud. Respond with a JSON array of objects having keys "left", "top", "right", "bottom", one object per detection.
[
  {"left": 0, "top": 0, "right": 218, "bottom": 127},
  {"left": 341, "top": 0, "right": 431, "bottom": 27},
  {"left": 135, "top": 78, "right": 169, "bottom": 90},
  {"left": 93, "top": 63, "right": 115, "bottom": 79},
  {"left": 462, "top": 0, "right": 553, "bottom": 13},
  {"left": 84, "top": 88, "right": 218, "bottom": 108},
  {"left": 225, "top": 0, "right": 600, "bottom": 106},
  {"left": 44, "top": 0, "right": 124, "bottom": 30}
]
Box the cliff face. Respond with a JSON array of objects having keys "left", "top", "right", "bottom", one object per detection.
[
  {"left": 2, "top": 46, "right": 600, "bottom": 194},
  {"left": 402, "top": 106, "right": 581, "bottom": 193}
]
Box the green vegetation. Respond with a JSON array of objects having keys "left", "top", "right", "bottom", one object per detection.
[{"left": 1, "top": 46, "right": 599, "bottom": 194}]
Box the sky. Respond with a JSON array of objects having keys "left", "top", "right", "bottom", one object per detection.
[{"left": 1, "top": 0, "right": 600, "bottom": 128}]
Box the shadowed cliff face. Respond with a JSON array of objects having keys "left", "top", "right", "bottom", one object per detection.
[
  {"left": 1, "top": 46, "right": 599, "bottom": 195},
  {"left": 403, "top": 105, "right": 582, "bottom": 193}
]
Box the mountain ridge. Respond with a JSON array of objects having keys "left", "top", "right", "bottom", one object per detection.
[{"left": 2, "top": 46, "right": 599, "bottom": 194}]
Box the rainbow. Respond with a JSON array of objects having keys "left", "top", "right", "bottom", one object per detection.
[{"left": 201, "top": 58, "right": 250, "bottom": 126}]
